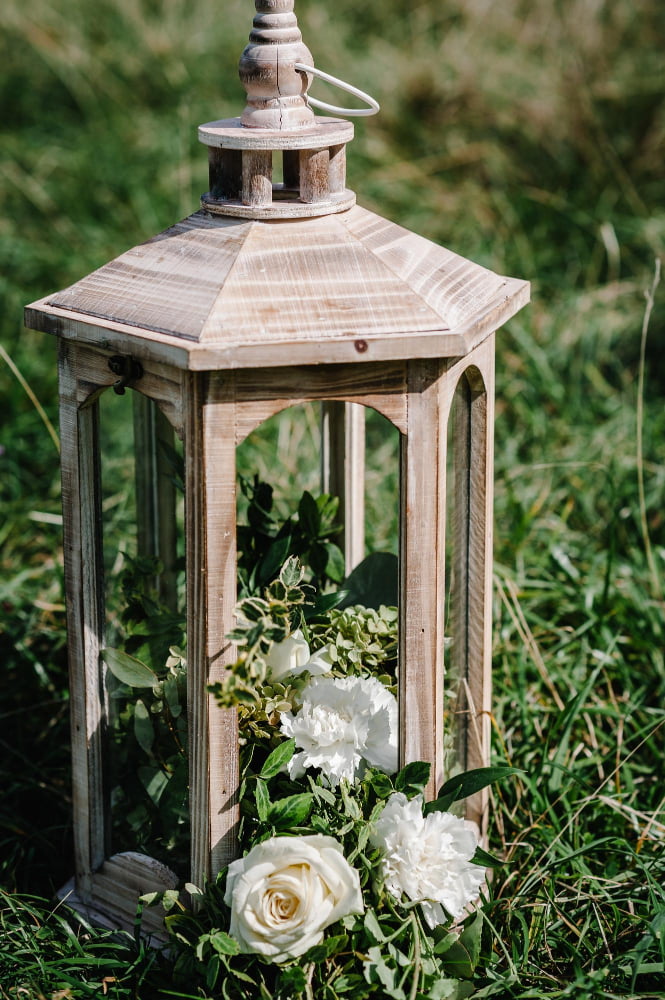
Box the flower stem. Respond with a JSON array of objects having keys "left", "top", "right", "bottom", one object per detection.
[
  {"left": 305, "top": 961, "right": 315, "bottom": 1000},
  {"left": 408, "top": 912, "right": 421, "bottom": 1000}
]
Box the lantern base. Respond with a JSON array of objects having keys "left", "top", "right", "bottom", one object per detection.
[
  {"left": 56, "top": 851, "right": 179, "bottom": 944},
  {"left": 201, "top": 186, "right": 355, "bottom": 220}
]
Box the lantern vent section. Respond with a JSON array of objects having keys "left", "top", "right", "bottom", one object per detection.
[{"left": 199, "top": 118, "right": 355, "bottom": 220}]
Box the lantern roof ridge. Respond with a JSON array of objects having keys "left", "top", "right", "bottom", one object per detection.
[{"left": 26, "top": 204, "right": 529, "bottom": 369}]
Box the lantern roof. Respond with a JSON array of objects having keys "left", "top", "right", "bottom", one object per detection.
[
  {"left": 26, "top": 208, "right": 527, "bottom": 371},
  {"left": 24, "top": 0, "right": 529, "bottom": 370}
]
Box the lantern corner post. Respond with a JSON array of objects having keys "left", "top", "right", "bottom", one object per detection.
[
  {"left": 398, "top": 358, "right": 447, "bottom": 801},
  {"left": 184, "top": 371, "right": 241, "bottom": 888}
]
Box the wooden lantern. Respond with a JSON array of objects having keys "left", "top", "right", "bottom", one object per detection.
[{"left": 24, "top": 0, "right": 529, "bottom": 933}]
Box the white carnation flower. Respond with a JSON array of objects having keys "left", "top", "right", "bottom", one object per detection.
[
  {"left": 224, "top": 834, "right": 363, "bottom": 963},
  {"left": 279, "top": 675, "right": 398, "bottom": 786},
  {"left": 264, "top": 630, "right": 333, "bottom": 682},
  {"left": 370, "top": 792, "right": 485, "bottom": 926}
]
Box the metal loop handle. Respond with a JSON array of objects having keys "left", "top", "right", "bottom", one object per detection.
[{"left": 294, "top": 62, "right": 380, "bottom": 118}]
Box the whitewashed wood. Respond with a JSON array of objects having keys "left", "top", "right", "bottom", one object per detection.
[
  {"left": 30, "top": 293, "right": 527, "bottom": 372},
  {"left": 238, "top": 0, "right": 315, "bottom": 130},
  {"left": 321, "top": 402, "right": 366, "bottom": 573},
  {"left": 399, "top": 359, "right": 446, "bottom": 800},
  {"left": 299, "top": 148, "right": 329, "bottom": 203},
  {"left": 199, "top": 117, "right": 352, "bottom": 151},
  {"left": 328, "top": 143, "right": 346, "bottom": 194},
  {"left": 58, "top": 341, "right": 108, "bottom": 899},
  {"left": 61, "top": 341, "right": 184, "bottom": 433},
  {"left": 133, "top": 394, "right": 179, "bottom": 611},
  {"left": 202, "top": 187, "right": 355, "bottom": 220},
  {"left": 242, "top": 150, "right": 273, "bottom": 208},
  {"left": 231, "top": 362, "right": 408, "bottom": 442},
  {"left": 28, "top": 205, "right": 529, "bottom": 367},
  {"left": 185, "top": 373, "right": 241, "bottom": 885},
  {"left": 58, "top": 852, "right": 178, "bottom": 942}
]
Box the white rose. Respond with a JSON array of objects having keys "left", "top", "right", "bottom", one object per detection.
[
  {"left": 264, "top": 631, "right": 333, "bottom": 682},
  {"left": 224, "top": 835, "right": 364, "bottom": 962},
  {"left": 370, "top": 792, "right": 485, "bottom": 926},
  {"left": 279, "top": 675, "right": 398, "bottom": 786}
]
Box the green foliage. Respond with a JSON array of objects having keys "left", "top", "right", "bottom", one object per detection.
[
  {"left": 237, "top": 477, "right": 346, "bottom": 597},
  {"left": 104, "top": 557, "right": 189, "bottom": 872},
  {"left": 1, "top": 0, "right": 665, "bottom": 994},
  {"left": 156, "top": 751, "right": 497, "bottom": 999}
]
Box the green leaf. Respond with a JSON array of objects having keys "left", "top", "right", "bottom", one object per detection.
[
  {"left": 102, "top": 647, "right": 157, "bottom": 688},
  {"left": 367, "top": 770, "right": 394, "bottom": 799},
  {"left": 209, "top": 930, "right": 241, "bottom": 956},
  {"left": 306, "top": 589, "right": 348, "bottom": 619},
  {"left": 255, "top": 780, "right": 270, "bottom": 822},
  {"left": 138, "top": 765, "right": 170, "bottom": 804},
  {"left": 364, "top": 909, "right": 386, "bottom": 944},
  {"left": 280, "top": 556, "right": 304, "bottom": 588},
  {"left": 434, "top": 766, "right": 522, "bottom": 811},
  {"left": 260, "top": 739, "right": 296, "bottom": 780},
  {"left": 471, "top": 845, "right": 505, "bottom": 868},
  {"left": 258, "top": 535, "right": 294, "bottom": 586},
  {"left": 276, "top": 964, "right": 307, "bottom": 993},
  {"left": 298, "top": 490, "right": 321, "bottom": 537},
  {"left": 324, "top": 541, "right": 346, "bottom": 583},
  {"left": 395, "top": 760, "right": 431, "bottom": 795},
  {"left": 133, "top": 698, "right": 154, "bottom": 754},
  {"left": 440, "top": 912, "right": 483, "bottom": 980},
  {"left": 303, "top": 932, "right": 349, "bottom": 962},
  {"left": 268, "top": 792, "right": 314, "bottom": 827},
  {"left": 340, "top": 552, "right": 398, "bottom": 609}
]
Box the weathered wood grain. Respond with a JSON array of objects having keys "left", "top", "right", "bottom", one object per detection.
[
  {"left": 28, "top": 205, "right": 528, "bottom": 371},
  {"left": 58, "top": 852, "right": 178, "bottom": 942},
  {"left": 199, "top": 117, "right": 352, "bottom": 151},
  {"left": 185, "top": 373, "right": 241, "bottom": 886},
  {"left": 328, "top": 143, "right": 346, "bottom": 194},
  {"left": 232, "top": 361, "right": 408, "bottom": 442},
  {"left": 58, "top": 341, "right": 108, "bottom": 899},
  {"left": 321, "top": 401, "right": 366, "bottom": 573},
  {"left": 399, "top": 359, "right": 446, "bottom": 800},
  {"left": 242, "top": 150, "right": 273, "bottom": 208},
  {"left": 299, "top": 148, "right": 329, "bottom": 203}
]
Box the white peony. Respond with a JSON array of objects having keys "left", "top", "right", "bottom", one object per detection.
[
  {"left": 370, "top": 792, "right": 485, "bottom": 926},
  {"left": 279, "top": 675, "right": 398, "bottom": 786},
  {"left": 264, "top": 630, "right": 333, "bottom": 683},
  {"left": 224, "top": 835, "right": 364, "bottom": 962}
]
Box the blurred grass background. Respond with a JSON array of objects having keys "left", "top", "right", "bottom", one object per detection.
[{"left": 1, "top": 0, "right": 664, "bottom": 995}]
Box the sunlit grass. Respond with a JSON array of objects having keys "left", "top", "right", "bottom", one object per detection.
[{"left": 1, "top": 0, "right": 664, "bottom": 994}]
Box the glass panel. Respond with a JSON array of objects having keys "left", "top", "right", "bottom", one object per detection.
[
  {"left": 444, "top": 374, "right": 472, "bottom": 784},
  {"left": 232, "top": 401, "right": 399, "bottom": 789},
  {"left": 99, "top": 389, "right": 189, "bottom": 876},
  {"left": 444, "top": 369, "right": 489, "bottom": 788}
]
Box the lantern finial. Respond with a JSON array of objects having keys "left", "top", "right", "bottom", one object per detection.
[{"left": 239, "top": 0, "right": 315, "bottom": 130}]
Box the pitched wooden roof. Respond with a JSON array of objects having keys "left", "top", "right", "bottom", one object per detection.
[{"left": 25, "top": 204, "right": 529, "bottom": 371}]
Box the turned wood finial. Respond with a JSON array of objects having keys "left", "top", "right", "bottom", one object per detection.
[{"left": 239, "top": 0, "right": 315, "bottom": 129}]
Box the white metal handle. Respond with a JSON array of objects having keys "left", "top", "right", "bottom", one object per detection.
[{"left": 294, "top": 62, "right": 380, "bottom": 118}]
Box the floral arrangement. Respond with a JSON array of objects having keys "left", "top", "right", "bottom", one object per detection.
[{"left": 151, "top": 556, "right": 510, "bottom": 1000}]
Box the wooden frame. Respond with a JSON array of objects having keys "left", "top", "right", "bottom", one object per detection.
[{"left": 56, "top": 337, "right": 495, "bottom": 924}]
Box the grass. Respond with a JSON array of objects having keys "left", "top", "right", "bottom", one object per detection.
[{"left": 1, "top": 0, "right": 664, "bottom": 995}]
